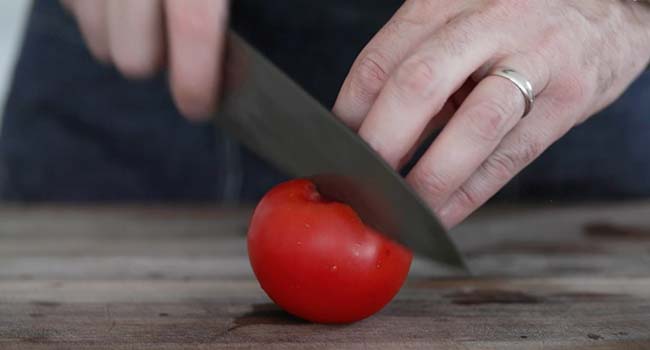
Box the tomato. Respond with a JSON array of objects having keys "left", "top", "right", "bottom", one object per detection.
[{"left": 247, "top": 179, "right": 413, "bottom": 323}]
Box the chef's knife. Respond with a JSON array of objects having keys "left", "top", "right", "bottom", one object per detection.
[{"left": 216, "top": 32, "right": 467, "bottom": 270}]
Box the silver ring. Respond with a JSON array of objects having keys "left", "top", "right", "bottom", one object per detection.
[{"left": 489, "top": 67, "right": 534, "bottom": 117}]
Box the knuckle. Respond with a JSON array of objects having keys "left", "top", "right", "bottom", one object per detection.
[
  {"left": 350, "top": 50, "right": 391, "bottom": 101},
  {"left": 483, "top": 136, "right": 544, "bottom": 182},
  {"left": 481, "top": 151, "right": 517, "bottom": 183},
  {"left": 483, "top": 0, "right": 532, "bottom": 20},
  {"left": 553, "top": 72, "right": 590, "bottom": 106},
  {"left": 516, "top": 133, "right": 546, "bottom": 165},
  {"left": 394, "top": 56, "right": 437, "bottom": 98},
  {"left": 453, "top": 185, "right": 482, "bottom": 212},
  {"left": 465, "top": 99, "right": 514, "bottom": 143},
  {"left": 410, "top": 167, "right": 451, "bottom": 200},
  {"left": 382, "top": 16, "right": 417, "bottom": 36}
]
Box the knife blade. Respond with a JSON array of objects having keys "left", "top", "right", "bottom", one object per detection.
[{"left": 216, "top": 32, "right": 467, "bottom": 270}]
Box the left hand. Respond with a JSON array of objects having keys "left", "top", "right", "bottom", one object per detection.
[
  {"left": 334, "top": 0, "right": 650, "bottom": 228},
  {"left": 61, "top": 0, "right": 230, "bottom": 120}
]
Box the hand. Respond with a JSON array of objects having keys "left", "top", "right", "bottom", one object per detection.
[
  {"left": 334, "top": 0, "right": 650, "bottom": 228},
  {"left": 61, "top": 0, "right": 229, "bottom": 120}
]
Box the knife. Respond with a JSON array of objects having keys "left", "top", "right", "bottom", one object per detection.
[{"left": 216, "top": 32, "right": 467, "bottom": 270}]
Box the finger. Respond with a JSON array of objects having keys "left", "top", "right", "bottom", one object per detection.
[
  {"left": 407, "top": 54, "right": 550, "bottom": 210},
  {"left": 68, "top": 0, "right": 111, "bottom": 63},
  {"left": 333, "top": 0, "right": 460, "bottom": 130},
  {"left": 436, "top": 97, "right": 574, "bottom": 228},
  {"left": 165, "top": 0, "right": 229, "bottom": 120},
  {"left": 397, "top": 79, "right": 477, "bottom": 169},
  {"left": 107, "top": 0, "right": 164, "bottom": 78},
  {"left": 358, "top": 18, "right": 503, "bottom": 169},
  {"left": 397, "top": 101, "right": 455, "bottom": 170}
]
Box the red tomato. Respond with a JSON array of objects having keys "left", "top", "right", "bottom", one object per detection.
[{"left": 247, "top": 179, "right": 413, "bottom": 323}]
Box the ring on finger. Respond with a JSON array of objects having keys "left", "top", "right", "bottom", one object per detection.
[{"left": 488, "top": 67, "right": 535, "bottom": 117}]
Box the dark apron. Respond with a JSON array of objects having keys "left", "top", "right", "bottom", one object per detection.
[{"left": 1, "top": 0, "right": 649, "bottom": 203}]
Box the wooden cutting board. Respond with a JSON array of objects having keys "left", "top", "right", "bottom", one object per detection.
[{"left": 1, "top": 203, "right": 649, "bottom": 349}]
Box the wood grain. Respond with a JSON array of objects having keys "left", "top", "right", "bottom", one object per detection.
[{"left": 1, "top": 203, "right": 650, "bottom": 349}]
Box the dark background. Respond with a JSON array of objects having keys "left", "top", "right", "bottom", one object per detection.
[{"left": 1, "top": 0, "right": 649, "bottom": 204}]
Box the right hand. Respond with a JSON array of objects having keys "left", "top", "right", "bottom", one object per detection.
[{"left": 62, "top": 0, "right": 230, "bottom": 120}]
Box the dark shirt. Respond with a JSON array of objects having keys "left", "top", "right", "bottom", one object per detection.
[{"left": 1, "top": 0, "right": 649, "bottom": 203}]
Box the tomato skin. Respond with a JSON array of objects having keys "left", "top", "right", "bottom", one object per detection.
[{"left": 247, "top": 179, "right": 413, "bottom": 323}]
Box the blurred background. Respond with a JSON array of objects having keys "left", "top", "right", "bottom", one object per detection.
[
  {"left": 0, "top": 0, "right": 648, "bottom": 204},
  {"left": 0, "top": 1, "right": 31, "bottom": 123}
]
